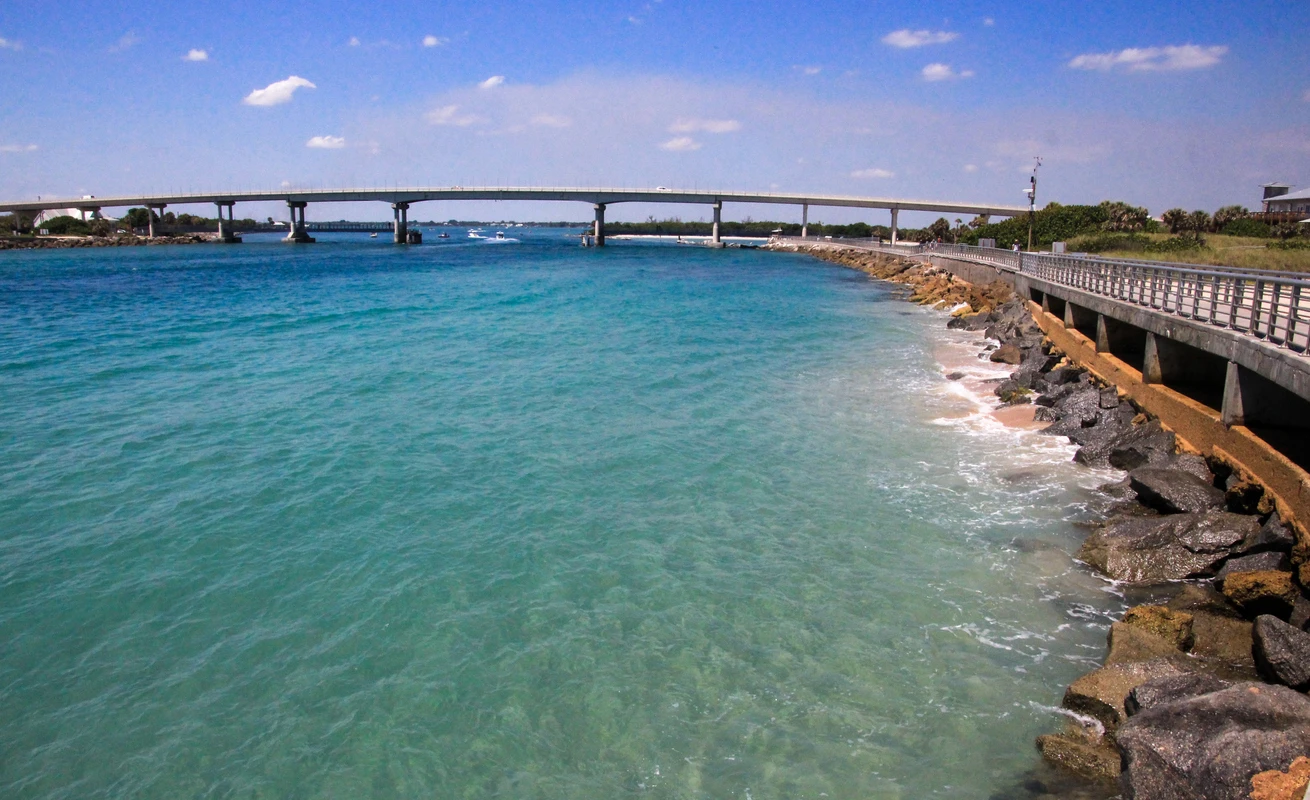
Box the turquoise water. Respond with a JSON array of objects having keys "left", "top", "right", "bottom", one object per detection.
[{"left": 0, "top": 234, "right": 1123, "bottom": 799}]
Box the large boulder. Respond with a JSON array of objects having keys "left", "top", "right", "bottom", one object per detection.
[
  {"left": 1116, "top": 683, "right": 1310, "bottom": 800},
  {"left": 1122, "top": 606, "right": 1195, "bottom": 651},
  {"left": 1064, "top": 658, "right": 1190, "bottom": 731},
  {"left": 1221, "top": 570, "right": 1299, "bottom": 619},
  {"left": 1125, "top": 673, "right": 1231, "bottom": 717},
  {"left": 1168, "top": 586, "right": 1258, "bottom": 678},
  {"left": 1128, "top": 467, "right": 1226, "bottom": 514},
  {"left": 989, "top": 343, "right": 1022, "bottom": 364},
  {"left": 1078, "top": 511, "right": 1263, "bottom": 583},
  {"left": 1216, "top": 550, "right": 1292, "bottom": 577},
  {"left": 1253, "top": 615, "right": 1310, "bottom": 691},
  {"left": 1036, "top": 724, "right": 1122, "bottom": 782},
  {"left": 1107, "top": 622, "right": 1191, "bottom": 665}
]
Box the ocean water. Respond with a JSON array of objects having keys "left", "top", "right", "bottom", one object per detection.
[{"left": 0, "top": 233, "right": 1125, "bottom": 799}]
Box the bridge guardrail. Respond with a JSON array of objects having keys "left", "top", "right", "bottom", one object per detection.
[{"left": 771, "top": 236, "right": 1310, "bottom": 355}]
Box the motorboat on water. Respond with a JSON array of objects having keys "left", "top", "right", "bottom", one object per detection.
[
  {"left": 437, "top": 232, "right": 450, "bottom": 239},
  {"left": 370, "top": 232, "right": 378, "bottom": 238},
  {"left": 467, "top": 228, "right": 486, "bottom": 239},
  {"left": 485, "top": 231, "right": 519, "bottom": 243}
]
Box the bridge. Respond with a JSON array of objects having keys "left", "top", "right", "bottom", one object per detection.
[
  {"left": 775, "top": 236, "right": 1310, "bottom": 538},
  {"left": 0, "top": 186, "right": 1027, "bottom": 247}
]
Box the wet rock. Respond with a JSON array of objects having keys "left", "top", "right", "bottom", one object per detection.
[
  {"left": 1290, "top": 595, "right": 1310, "bottom": 631},
  {"left": 1106, "top": 622, "right": 1190, "bottom": 664},
  {"left": 1216, "top": 550, "right": 1292, "bottom": 577},
  {"left": 1099, "top": 388, "right": 1120, "bottom": 409},
  {"left": 1077, "top": 511, "right": 1262, "bottom": 583},
  {"left": 1253, "top": 615, "right": 1310, "bottom": 691},
  {"left": 1168, "top": 453, "right": 1214, "bottom": 485},
  {"left": 946, "top": 371, "right": 967, "bottom": 380},
  {"left": 947, "top": 312, "right": 993, "bottom": 331},
  {"left": 1064, "top": 658, "right": 1190, "bottom": 731},
  {"left": 1121, "top": 606, "right": 1194, "bottom": 651},
  {"left": 1127, "top": 467, "right": 1226, "bottom": 514},
  {"left": 1221, "top": 570, "right": 1299, "bottom": 619},
  {"left": 1033, "top": 405, "right": 1059, "bottom": 423},
  {"left": 1124, "top": 673, "right": 1231, "bottom": 717},
  {"left": 1103, "top": 422, "right": 1178, "bottom": 471},
  {"left": 1250, "top": 513, "right": 1296, "bottom": 553},
  {"left": 1168, "top": 586, "right": 1258, "bottom": 678},
  {"left": 1036, "top": 724, "right": 1121, "bottom": 783},
  {"left": 990, "top": 343, "right": 1022, "bottom": 364},
  {"left": 1250, "top": 755, "right": 1310, "bottom": 800},
  {"left": 1116, "top": 683, "right": 1310, "bottom": 800}
]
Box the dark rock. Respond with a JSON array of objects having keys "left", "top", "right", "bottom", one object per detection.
[
  {"left": 1254, "top": 615, "right": 1310, "bottom": 691},
  {"left": 1033, "top": 405, "right": 1059, "bottom": 422},
  {"left": 1128, "top": 467, "right": 1226, "bottom": 514},
  {"left": 1099, "top": 388, "right": 1120, "bottom": 409},
  {"left": 1117, "top": 683, "right": 1310, "bottom": 800},
  {"left": 946, "top": 371, "right": 967, "bottom": 380},
  {"left": 1124, "top": 673, "right": 1231, "bottom": 717},
  {"left": 990, "top": 343, "right": 1022, "bottom": 364},
  {"left": 1217, "top": 550, "right": 1292, "bottom": 577},
  {"left": 1078, "top": 511, "right": 1262, "bottom": 583},
  {"left": 1168, "top": 454, "right": 1214, "bottom": 485},
  {"left": 1221, "top": 570, "right": 1299, "bottom": 619},
  {"left": 1104, "top": 422, "right": 1177, "bottom": 471},
  {"left": 1045, "top": 365, "right": 1086, "bottom": 385},
  {"left": 948, "top": 312, "right": 993, "bottom": 331},
  {"left": 1168, "top": 586, "right": 1258, "bottom": 678},
  {"left": 1250, "top": 514, "right": 1296, "bottom": 553},
  {"left": 1064, "top": 658, "right": 1190, "bottom": 731},
  {"left": 1290, "top": 595, "right": 1310, "bottom": 631}
]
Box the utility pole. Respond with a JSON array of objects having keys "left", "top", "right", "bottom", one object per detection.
[{"left": 1027, "top": 156, "right": 1042, "bottom": 251}]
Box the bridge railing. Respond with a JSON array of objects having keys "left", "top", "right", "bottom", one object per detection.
[{"left": 771, "top": 236, "right": 1310, "bottom": 354}]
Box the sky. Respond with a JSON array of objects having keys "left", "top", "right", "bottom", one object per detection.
[{"left": 0, "top": 0, "right": 1307, "bottom": 225}]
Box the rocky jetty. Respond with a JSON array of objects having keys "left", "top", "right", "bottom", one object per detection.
[
  {"left": 0, "top": 233, "right": 214, "bottom": 250},
  {"left": 772, "top": 242, "right": 1310, "bottom": 800}
]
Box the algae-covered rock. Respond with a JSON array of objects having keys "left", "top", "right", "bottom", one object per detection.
[
  {"left": 1221, "top": 570, "right": 1298, "bottom": 619},
  {"left": 1036, "top": 724, "right": 1121, "bottom": 783},
  {"left": 1249, "top": 755, "right": 1310, "bottom": 800},
  {"left": 1121, "top": 606, "right": 1194, "bottom": 651},
  {"left": 1063, "top": 658, "right": 1189, "bottom": 731},
  {"left": 989, "top": 343, "right": 1022, "bottom": 364}
]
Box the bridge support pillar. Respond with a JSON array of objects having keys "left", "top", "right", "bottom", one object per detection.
[
  {"left": 709, "top": 201, "right": 724, "bottom": 248},
  {"left": 1222, "top": 361, "right": 1245, "bottom": 426},
  {"left": 1063, "top": 301, "right": 1075, "bottom": 329},
  {"left": 594, "top": 203, "right": 606, "bottom": 247},
  {"left": 147, "top": 205, "right": 165, "bottom": 238},
  {"left": 215, "top": 202, "right": 241, "bottom": 243},
  {"left": 393, "top": 202, "right": 409, "bottom": 244},
  {"left": 801, "top": 203, "right": 808, "bottom": 238},
  {"left": 1142, "top": 333, "right": 1163, "bottom": 384},
  {"left": 890, "top": 208, "right": 899, "bottom": 245},
  {"left": 1095, "top": 314, "right": 1111, "bottom": 353},
  {"left": 284, "top": 201, "right": 315, "bottom": 243}
]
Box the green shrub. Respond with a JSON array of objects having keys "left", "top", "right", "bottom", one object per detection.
[
  {"left": 37, "top": 215, "right": 92, "bottom": 235},
  {"left": 1146, "top": 234, "right": 1207, "bottom": 253},
  {"left": 1072, "top": 233, "right": 1151, "bottom": 253},
  {"left": 1270, "top": 238, "right": 1310, "bottom": 251},
  {"left": 1220, "top": 218, "right": 1271, "bottom": 238}
]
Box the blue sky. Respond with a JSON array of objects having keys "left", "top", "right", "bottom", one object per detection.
[{"left": 0, "top": 0, "right": 1307, "bottom": 224}]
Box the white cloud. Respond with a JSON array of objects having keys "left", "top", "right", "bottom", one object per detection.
[
  {"left": 183, "top": 49, "right": 208, "bottom": 62},
  {"left": 109, "top": 32, "right": 140, "bottom": 53},
  {"left": 851, "top": 167, "right": 895, "bottom": 178},
  {"left": 479, "top": 75, "right": 505, "bottom": 89},
  {"left": 660, "top": 136, "right": 701, "bottom": 152},
  {"left": 348, "top": 37, "right": 361, "bottom": 46},
  {"left": 0, "top": 144, "right": 38, "bottom": 153},
  {"left": 795, "top": 65, "right": 822, "bottom": 76},
  {"left": 964, "top": 163, "right": 978, "bottom": 173},
  {"left": 882, "top": 29, "right": 958, "bottom": 48},
  {"left": 983, "top": 18, "right": 994, "bottom": 26},
  {"left": 922, "top": 63, "right": 974, "bottom": 81},
  {"left": 669, "top": 118, "right": 740, "bottom": 134},
  {"left": 530, "top": 114, "right": 572, "bottom": 128},
  {"left": 1068, "top": 44, "right": 1227, "bottom": 72},
  {"left": 0, "top": 36, "right": 21, "bottom": 51},
  {"left": 422, "top": 35, "right": 447, "bottom": 47},
  {"left": 243, "top": 76, "right": 316, "bottom": 106},
  {"left": 425, "top": 104, "right": 483, "bottom": 126},
  {"left": 306, "top": 135, "right": 346, "bottom": 149}
]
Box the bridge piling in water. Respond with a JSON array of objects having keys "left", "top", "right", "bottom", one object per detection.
[
  {"left": 147, "top": 205, "right": 164, "bottom": 238},
  {"left": 890, "top": 208, "right": 899, "bottom": 245},
  {"left": 284, "top": 201, "right": 315, "bottom": 243},
  {"left": 593, "top": 203, "right": 606, "bottom": 247},
  {"left": 215, "top": 202, "right": 241, "bottom": 243},
  {"left": 392, "top": 202, "right": 409, "bottom": 244},
  {"left": 709, "top": 201, "right": 724, "bottom": 248}
]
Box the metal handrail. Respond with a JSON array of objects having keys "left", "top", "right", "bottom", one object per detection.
[{"left": 770, "top": 236, "right": 1310, "bottom": 354}]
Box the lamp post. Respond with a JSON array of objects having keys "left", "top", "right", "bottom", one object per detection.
[{"left": 1026, "top": 156, "right": 1042, "bottom": 251}]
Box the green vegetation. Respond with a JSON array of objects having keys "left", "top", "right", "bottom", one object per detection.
[{"left": 36, "top": 215, "right": 93, "bottom": 236}]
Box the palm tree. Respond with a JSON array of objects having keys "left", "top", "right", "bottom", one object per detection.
[{"left": 1161, "top": 208, "right": 1189, "bottom": 234}]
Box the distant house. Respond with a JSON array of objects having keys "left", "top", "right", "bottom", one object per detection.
[{"left": 1262, "top": 183, "right": 1310, "bottom": 214}]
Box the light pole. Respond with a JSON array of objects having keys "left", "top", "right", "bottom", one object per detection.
[{"left": 1026, "top": 156, "right": 1042, "bottom": 251}]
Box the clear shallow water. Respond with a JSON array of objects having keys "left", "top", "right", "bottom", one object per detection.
[{"left": 0, "top": 234, "right": 1124, "bottom": 799}]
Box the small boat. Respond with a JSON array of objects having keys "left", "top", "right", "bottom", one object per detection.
[
  {"left": 467, "top": 228, "right": 485, "bottom": 239},
  {"left": 370, "top": 232, "right": 378, "bottom": 238},
  {"left": 437, "top": 232, "right": 450, "bottom": 239},
  {"left": 486, "top": 231, "right": 519, "bottom": 243}
]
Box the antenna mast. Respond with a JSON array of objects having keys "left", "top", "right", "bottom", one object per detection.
[{"left": 1027, "top": 156, "right": 1042, "bottom": 251}]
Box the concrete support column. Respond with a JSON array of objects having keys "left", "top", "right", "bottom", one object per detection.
[
  {"left": 147, "top": 205, "right": 164, "bottom": 238},
  {"left": 890, "top": 208, "right": 899, "bottom": 245},
  {"left": 593, "top": 203, "right": 606, "bottom": 247},
  {"left": 1063, "top": 301, "right": 1075, "bottom": 329},
  {"left": 392, "top": 202, "right": 410, "bottom": 244},
  {"left": 215, "top": 202, "right": 241, "bottom": 243},
  {"left": 1222, "top": 361, "right": 1244, "bottom": 426},
  {"left": 284, "top": 201, "right": 315, "bottom": 243},
  {"left": 709, "top": 201, "right": 724, "bottom": 248},
  {"left": 1143, "top": 333, "right": 1163, "bottom": 384},
  {"left": 801, "top": 203, "right": 808, "bottom": 238},
  {"left": 1095, "top": 314, "right": 1111, "bottom": 353}
]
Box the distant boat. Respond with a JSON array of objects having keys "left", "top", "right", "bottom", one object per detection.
[
  {"left": 486, "top": 231, "right": 519, "bottom": 243},
  {"left": 370, "top": 232, "right": 378, "bottom": 238},
  {"left": 467, "top": 228, "right": 486, "bottom": 239},
  {"left": 437, "top": 232, "right": 450, "bottom": 239}
]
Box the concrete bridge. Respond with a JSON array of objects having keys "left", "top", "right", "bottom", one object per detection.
[
  {"left": 778, "top": 236, "right": 1310, "bottom": 537},
  {"left": 0, "top": 186, "right": 1026, "bottom": 247}
]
